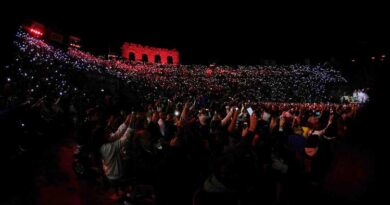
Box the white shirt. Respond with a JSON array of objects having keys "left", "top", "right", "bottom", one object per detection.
[
  {"left": 158, "top": 118, "right": 165, "bottom": 137},
  {"left": 100, "top": 123, "right": 132, "bottom": 180}
]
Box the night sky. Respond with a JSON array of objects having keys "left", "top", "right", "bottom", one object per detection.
[{"left": 1, "top": 4, "right": 388, "bottom": 65}]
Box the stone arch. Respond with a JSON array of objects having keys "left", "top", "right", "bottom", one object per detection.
[
  {"left": 154, "top": 54, "right": 161, "bottom": 63},
  {"left": 128, "top": 52, "right": 135, "bottom": 61},
  {"left": 142, "top": 54, "right": 148, "bottom": 62},
  {"left": 167, "top": 56, "right": 173, "bottom": 64}
]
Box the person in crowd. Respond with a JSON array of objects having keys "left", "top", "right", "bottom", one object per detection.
[{"left": 100, "top": 113, "right": 134, "bottom": 197}]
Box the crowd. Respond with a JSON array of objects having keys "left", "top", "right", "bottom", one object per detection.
[
  {"left": 1, "top": 28, "right": 361, "bottom": 205},
  {"left": 10, "top": 29, "right": 347, "bottom": 104}
]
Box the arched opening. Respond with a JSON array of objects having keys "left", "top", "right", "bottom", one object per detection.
[
  {"left": 167, "top": 56, "right": 173, "bottom": 64},
  {"left": 142, "top": 54, "right": 148, "bottom": 62},
  {"left": 128, "top": 52, "right": 135, "bottom": 61},
  {"left": 154, "top": 55, "right": 161, "bottom": 63}
]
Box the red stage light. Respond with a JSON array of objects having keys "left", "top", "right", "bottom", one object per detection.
[
  {"left": 28, "top": 28, "right": 44, "bottom": 37},
  {"left": 205, "top": 68, "right": 213, "bottom": 76}
]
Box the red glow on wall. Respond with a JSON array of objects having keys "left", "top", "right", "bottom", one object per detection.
[{"left": 121, "top": 43, "right": 179, "bottom": 65}]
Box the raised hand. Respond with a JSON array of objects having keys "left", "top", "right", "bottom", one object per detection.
[
  {"left": 328, "top": 112, "right": 334, "bottom": 125},
  {"left": 279, "top": 116, "right": 286, "bottom": 131},
  {"left": 221, "top": 107, "right": 234, "bottom": 126},
  {"left": 107, "top": 115, "right": 116, "bottom": 128},
  {"left": 242, "top": 127, "right": 249, "bottom": 137},
  {"left": 228, "top": 107, "right": 239, "bottom": 133},
  {"left": 249, "top": 113, "right": 257, "bottom": 132},
  {"left": 124, "top": 113, "right": 132, "bottom": 126}
]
